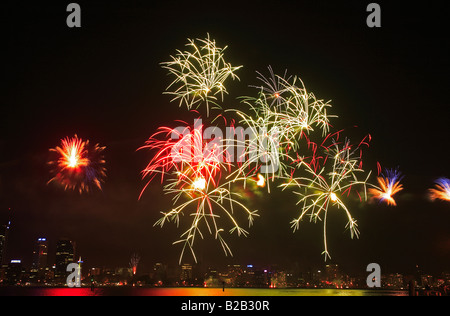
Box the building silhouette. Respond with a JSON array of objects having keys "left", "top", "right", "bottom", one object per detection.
[
  {"left": 54, "top": 238, "right": 75, "bottom": 283},
  {"left": 32, "top": 238, "right": 48, "bottom": 269},
  {"left": 0, "top": 225, "right": 8, "bottom": 266},
  {"left": 0, "top": 211, "right": 12, "bottom": 266},
  {"left": 30, "top": 238, "right": 49, "bottom": 283},
  {"left": 5, "top": 260, "right": 23, "bottom": 285},
  {"left": 180, "top": 263, "right": 193, "bottom": 283}
]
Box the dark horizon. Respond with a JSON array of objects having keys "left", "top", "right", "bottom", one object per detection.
[{"left": 1, "top": 1, "right": 449, "bottom": 278}]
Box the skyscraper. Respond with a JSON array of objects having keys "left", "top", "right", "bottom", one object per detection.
[
  {"left": 0, "top": 209, "right": 12, "bottom": 266},
  {"left": 181, "top": 263, "right": 193, "bottom": 282},
  {"left": 54, "top": 238, "right": 74, "bottom": 283},
  {"left": 32, "top": 238, "right": 48, "bottom": 270},
  {"left": 30, "top": 238, "right": 49, "bottom": 283},
  {"left": 0, "top": 224, "right": 8, "bottom": 266},
  {"left": 5, "top": 260, "right": 23, "bottom": 285}
]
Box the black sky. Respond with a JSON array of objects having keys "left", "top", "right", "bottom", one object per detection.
[{"left": 1, "top": 1, "right": 449, "bottom": 275}]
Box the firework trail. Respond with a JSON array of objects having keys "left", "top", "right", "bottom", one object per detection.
[
  {"left": 48, "top": 135, "right": 106, "bottom": 193},
  {"left": 251, "top": 66, "right": 292, "bottom": 108},
  {"left": 161, "top": 34, "right": 242, "bottom": 116},
  {"left": 129, "top": 253, "right": 140, "bottom": 275},
  {"left": 245, "top": 67, "right": 334, "bottom": 141},
  {"left": 138, "top": 119, "right": 230, "bottom": 197},
  {"left": 368, "top": 168, "right": 404, "bottom": 206},
  {"left": 280, "top": 138, "right": 371, "bottom": 260},
  {"left": 155, "top": 172, "right": 258, "bottom": 264},
  {"left": 148, "top": 36, "right": 396, "bottom": 263},
  {"left": 139, "top": 119, "right": 258, "bottom": 263},
  {"left": 223, "top": 67, "right": 336, "bottom": 191},
  {"left": 224, "top": 109, "right": 286, "bottom": 192},
  {"left": 428, "top": 178, "right": 450, "bottom": 202}
]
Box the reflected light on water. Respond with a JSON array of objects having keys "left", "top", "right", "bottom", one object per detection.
[{"left": 1, "top": 287, "right": 408, "bottom": 296}]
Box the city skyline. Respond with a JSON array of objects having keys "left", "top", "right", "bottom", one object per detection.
[
  {"left": 2, "top": 239, "right": 449, "bottom": 295},
  {"left": 1, "top": 230, "right": 449, "bottom": 281}
]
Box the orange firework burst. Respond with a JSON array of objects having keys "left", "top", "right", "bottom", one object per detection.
[
  {"left": 48, "top": 135, "right": 106, "bottom": 193},
  {"left": 369, "top": 169, "right": 403, "bottom": 206},
  {"left": 56, "top": 135, "right": 89, "bottom": 169},
  {"left": 428, "top": 178, "right": 450, "bottom": 202}
]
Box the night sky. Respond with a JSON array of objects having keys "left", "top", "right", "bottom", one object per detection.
[{"left": 1, "top": 1, "right": 449, "bottom": 276}]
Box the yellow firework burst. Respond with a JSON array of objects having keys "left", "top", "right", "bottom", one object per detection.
[
  {"left": 161, "top": 34, "right": 242, "bottom": 116},
  {"left": 280, "top": 139, "right": 371, "bottom": 260}
]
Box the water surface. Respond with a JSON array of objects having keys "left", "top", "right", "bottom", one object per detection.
[{"left": 0, "top": 287, "right": 408, "bottom": 296}]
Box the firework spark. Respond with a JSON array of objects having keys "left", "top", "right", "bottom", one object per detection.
[
  {"left": 251, "top": 66, "right": 292, "bottom": 108},
  {"left": 148, "top": 36, "right": 397, "bottom": 263},
  {"left": 369, "top": 168, "right": 404, "bottom": 206},
  {"left": 48, "top": 135, "right": 106, "bottom": 193},
  {"left": 280, "top": 138, "right": 371, "bottom": 260},
  {"left": 428, "top": 178, "right": 450, "bottom": 202},
  {"left": 222, "top": 67, "right": 336, "bottom": 190},
  {"left": 139, "top": 119, "right": 258, "bottom": 263},
  {"left": 129, "top": 253, "right": 140, "bottom": 275},
  {"left": 244, "top": 67, "right": 335, "bottom": 142},
  {"left": 138, "top": 119, "right": 229, "bottom": 198},
  {"left": 224, "top": 110, "right": 286, "bottom": 192},
  {"left": 161, "top": 34, "right": 242, "bottom": 116},
  {"left": 155, "top": 173, "right": 258, "bottom": 264},
  {"left": 256, "top": 174, "right": 266, "bottom": 187}
]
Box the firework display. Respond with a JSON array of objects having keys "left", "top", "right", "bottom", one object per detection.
[
  {"left": 48, "top": 135, "right": 106, "bottom": 194},
  {"left": 429, "top": 178, "right": 450, "bottom": 202},
  {"left": 139, "top": 120, "right": 258, "bottom": 263},
  {"left": 137, "top": 121, "right": 228, "bottom": 198},
  {"left": 142, "top": 35, "right": 398, "bottom": 262},
  {"left": 154, "top": 173, "right": 259, "bottom": 264},
  {"left": 129, "top": 253, "right": 141, "bottom": 275},
  {"left": 46, "top": 34, "right": 446, "bottom": 264},
  {"left": 248, "top": 66, "right": 334, "bottom": 139},
  {"left": 369, "top": 168, "right": 404, "bottom": 206},
  {"left": 280, "top": 138, "right": 371, "bottom": 260},
  {"left": 160, "top": 34, "right": 242, "bottom": 116}
]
